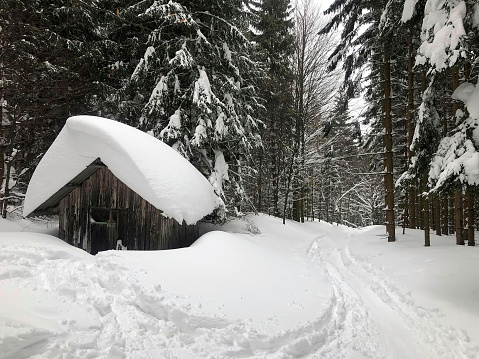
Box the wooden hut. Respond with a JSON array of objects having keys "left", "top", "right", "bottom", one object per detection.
[
  {"left": 23, "top": 116, "right": 218, "bottom": 254},
  {"left": 37, "top": 159, "right": 198, "bottom": 254}
]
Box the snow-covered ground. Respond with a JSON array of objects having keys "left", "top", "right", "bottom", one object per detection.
[{"left": 0, "top": 215, "right": 478, "bottom": 358}]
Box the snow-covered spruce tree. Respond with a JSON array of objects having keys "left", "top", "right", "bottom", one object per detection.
[
  {"left": 409, "top": 0, "right": 479, "bottom": 245},
  {"left": 316, "top": 87, "right": 363, "bottom": 226},
  {"left": 396, "top": 74, "right": 441, "bottom": 244},
  {"left": 247, "top": 0, "right": 295, "bottom": 219},
  {"left": 322, "top": 0, "right": 409, "bottom": 241},
  {"left": 428, "top": 79, "right": 479, "bottom": 246},
  {"left": 391, "top": 0, "right": 434, "bottom": 238},
  {"left": 109, "top": 1, "right": 263, "bottom": 218},
  {"left": 0, "top": 0, "right": 118, "bottom": 216}
]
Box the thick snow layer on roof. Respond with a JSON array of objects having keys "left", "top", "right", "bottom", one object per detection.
[{"left": 23, "top": 115, "right": 218, "bottom": 224}]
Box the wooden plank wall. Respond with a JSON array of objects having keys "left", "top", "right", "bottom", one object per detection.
[{"left": 59, "top": 167, "right": 199, "bottom": 254}]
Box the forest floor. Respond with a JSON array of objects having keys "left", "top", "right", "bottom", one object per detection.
[{"left": 0, "top": 215, "right": 478, "bottom": 358}]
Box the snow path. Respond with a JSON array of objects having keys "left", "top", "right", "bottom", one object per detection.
[{"left": 308, "top": 232, "right": 476, "bottom": 359}]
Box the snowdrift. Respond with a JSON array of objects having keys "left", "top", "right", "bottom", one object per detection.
[{"left": 0, "top": 216, "right": 478, "bottom": 358}]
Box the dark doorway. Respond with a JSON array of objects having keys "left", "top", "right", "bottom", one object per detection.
[{"left": 90, "top": 208, "right": 118, "bottom": 255}]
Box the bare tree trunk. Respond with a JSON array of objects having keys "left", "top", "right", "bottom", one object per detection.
[
  {"left": 318, "top": 189, "right": 322, "bottom": 222},
  {"left": 407, "top": 31, "right": 416, "bottom": 229},
  {"left": 466, "top": 189, "right": 475, "bottom": 246},
  {"left": 283, "top": 147, "right": 296, "bottom": 225},
  {"left": 442, "top": 197, "right": 449, "bottom": 234},
  {"left": 292, "top": 187, "right": 299, "bottom": 221},
  {"left": 455, "top": 187, "right": 464, "bottom": 245},
  {"left": 311, "top": 179, "right": 315, "bottom": 221},
  {"left": 1, "top": 160, "right": 11, "bottom": 219},
  {"left": 327, "top": 181, "right": 331, "bottom": 224},
  {"left": 299, "top": 187, "right": 307, "bottom": 223},
  {"left": 257, "top": 153, "right": 263, "bottom": 213},
  {"left": 381, "top": 54, "right": 395, "bottom": 242},
  {"left": 1, "top": 109, "right": 16, "bottom": 219},
  {"left": 339, "top": 185, "right": 342, "bottom": 225},
  {"left": 422, "top": 177, "right": 430, "bottom": 246},
  {"left": 435, "top": 195, "right": 441, "bottom": 235},
  {"left": 347, "top": 193, "right": 351, "bottom": 225},
  {"left": 449, "top": 196, "right": 455, "bottom": 235},
  {"left": 272, "top": 145, "right": 280, "bottom": 217},
  {"left": 452, "top": 67, "right": 464, "bottom": 245},
  {"left": 462, "top": 62, "right": 474, "bottom": 246},
  {"left": 0, "top": 66, "right": 5, "bottom": 214},
  {"left": 419, "top": 72, "right": 430, "bottom": 245},
  {"left": 0, "top": 133, "right": 4, "bottom": 215}
]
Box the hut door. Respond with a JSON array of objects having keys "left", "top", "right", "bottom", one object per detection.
[{"left": 90, "top": 208, "right": 118, "bottom": 255}]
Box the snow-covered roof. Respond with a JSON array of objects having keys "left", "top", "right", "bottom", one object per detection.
[{"left": 23, "top": 115, "right": 218, "bottom": 224}]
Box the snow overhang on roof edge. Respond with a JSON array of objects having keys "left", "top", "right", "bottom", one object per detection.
[{"left": 23, "top": 116, "right": 218, "bottom": 225}]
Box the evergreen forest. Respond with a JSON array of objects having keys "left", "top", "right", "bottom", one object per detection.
[{"left": 1, "top": 0, "right": 478, "bottom": 246}]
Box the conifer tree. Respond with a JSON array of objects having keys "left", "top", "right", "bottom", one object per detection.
[
  {"left": 248, "top": 0, "right": 295, "bottom": 218},
  {"left": 0, "top": 0, "right": 117, "bottom": 215},
  {"left": 107, "top": 0, "right": 263, "bottom": 218},
  {"left": 404, "top": 0, "right": 479, "bottom": 245},
  {"left": 322, "top": 0, "right": 404, "bottom": 241}
]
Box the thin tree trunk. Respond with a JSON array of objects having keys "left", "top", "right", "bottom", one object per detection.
[
  {"left": 420, "top": 72, "right": 430, "bottom": 245},
  {"left": 452, "top": 67, "right": 464, "bottom": 245},
  {"left": 407, "top": 31, "right": 416, "bottom": 229},
  {"left": 327, "top": 177, "right": 331, "bottom": 223},
  {"left": 311, "top": 179, "right": 315, "bottom": 222},
  {"left": 257, "top": 153, "right": 263, "bottom": 212},
  {"left": 299, "top": 187, "right": 307, "bottom": 223},
  {"left": 272, "top": 161, "right": 280, "bottom": 217},
  {"left": 455, "top": 186, "right": 464, "bottom": 245},
  {"left": 442, "top": 196, "right": 449, "bottom": 234},
  {"left": 381, "top": 53, "right": 395, "bottom": 242},
  {"left": 1, "top": 160, "right": 12, "bottom": 219},
  {"left": 292, "top": 186, "right": 299, "bottom": 221},
  {"left": 449, "top": 196, "right": 455, "bottom": 235},
  {"left": 339, "top": 185, "right": 342, "bottom": 225},
  {"left": 306, "top": 183, "right": 310, "bottom": 222},
  {"left": 347, "top": 193, "right": 351, "bottom": 226},
  {"left": 463, "top": 63, "right": 474, "bottom": 246},
  {"left": 466, "top": 188, "right": 475, "bottom": 246},
  {"left": 283, "top": 147, "right": 296, "bottom": 225},
  {"left": 423, "top": 177, "right": 430, "bottom": 246},
  {"left": 0, "top": 67, "right": 4, "bottom": 214},
  {"left": 318, "top": 190, "right": 322, "bottom": 222},
  {"left": 1, "top": 110, "right": 15, "bottom": 219},
  {"left": 435, "top": 195, "right": 441, "bottom": 235},
  {"left": 417, "top": 193, "right": 423, "bottom": 229},
  {"left": 0, "top": 135, "right": 4, "bottom": 215}
]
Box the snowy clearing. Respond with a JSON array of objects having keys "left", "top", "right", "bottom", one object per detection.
[{"left": 0, "top": 216, "right": 478, "bottom": 358}]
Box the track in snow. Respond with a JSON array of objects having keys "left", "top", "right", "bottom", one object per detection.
[
  {"left": 1, "top": 230, "right": 477, "bottom": 359},
  {"left": 305, "top": 233, "right": 476, "bottom": 359}
]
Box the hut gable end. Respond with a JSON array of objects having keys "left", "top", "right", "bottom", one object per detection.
[{"left": 32, "top": 158, "right": 105, "bottom": 216}]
